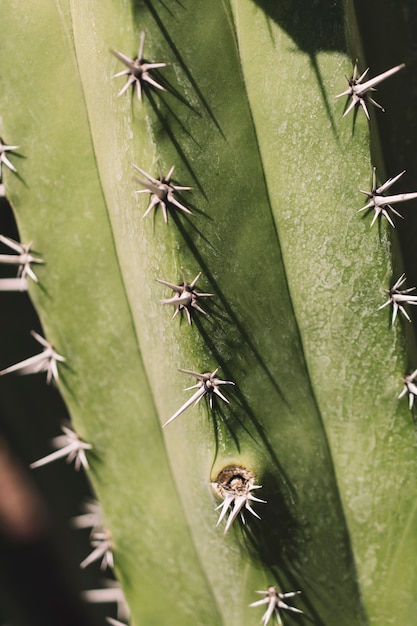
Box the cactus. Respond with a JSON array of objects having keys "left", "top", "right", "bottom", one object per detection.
[{"left": 1, "top": 1, "right": 417, "bottom": 625}]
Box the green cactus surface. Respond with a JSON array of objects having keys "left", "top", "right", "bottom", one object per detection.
[{"left": 1, "top": 1, "right": 417, "bottom": 625}]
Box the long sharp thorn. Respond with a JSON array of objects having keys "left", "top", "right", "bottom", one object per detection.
[{"left": 163, "top": 387, "right": 205, "bottom": 427}]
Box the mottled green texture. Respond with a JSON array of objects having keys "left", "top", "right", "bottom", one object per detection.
[{"left": 0, "top": 0, "right": 416, "bottom": 624}]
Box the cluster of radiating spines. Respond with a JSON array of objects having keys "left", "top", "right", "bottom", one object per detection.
[
  {"left": 393, "top": 271, "right": 417, "bottom": 407},
  {"left": 398, "top": 369, "right": 417, "bottom": 410},
  {"left": 0, "top": 137, "right": 19, "bottom": 176},
  {"left": 0, "top": 136, "right": 19, "bottom": 197},
  {"left": 338, "top": 60, "right": 417, "bottom": 413},
  {"left": 72, "top": 500, "right": 114, "bottom": 571},
  {"left": 211, "top": 466, "right": 266, "bottom": 535},
  {"left": 132, "top": 162, "right": 192, "bottom": 223},
  {"left": 0, "top": 234, "right": 44, "bottom": 291},
  {"left": 0, "top": 330, "right": 65, "bottom": 384},
  {"left": 112, "top": 31, "right": 167, "bottom": 102},
  {"left": 336, "top": 61, "right": 404, "bottom": 120},
  {"left": 358, "top": 167, "right": 417, "bottom": 229},
  {"left": 30, "top": 423, "right": 91, "bottom": 471},
  {"left": 163, "top": 367, "right": 235, "bottom": 428},
  {"left": 157, "top": 271, "right": 213, "bottom": 325},
  {"left": 379, "top": 273, "right": 417, "bottom": 325},
  {"left": 74, "top": 501, "right": 125, "bottom": 623},
  {"left": 249, "top": 587, "right": 303, "bottom": 626}
]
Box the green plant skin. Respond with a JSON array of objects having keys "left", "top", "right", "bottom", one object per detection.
[{"left": 0, "top": 0, "right": 417, "bottom": 625}]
